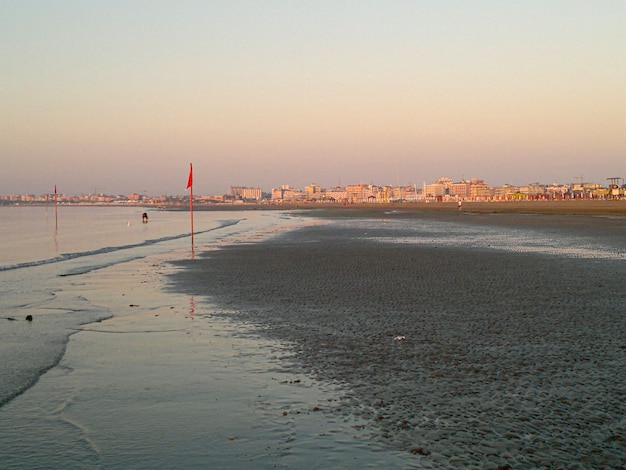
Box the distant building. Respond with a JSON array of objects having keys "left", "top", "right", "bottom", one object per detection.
[
  {"left": 229, "top": 186, "right": 262, "bottom": 201},
  {"left": 520, "top": 183, "right": 546, "bottom": 198},
  {"left": 388, "top": 185, "right": 416, "bottom": 201},
  {"left": 271, "top": 185, "right": 303, "bottom": 202},
  {"left": 426, "top": 177, "right": 454, "bottom": 198},
  {"left": 305, "top": 183, "right": 323, "bottom": 201},
  {"left": 405, "top": 185, "right": 422, "bottom": 201},
  {"left": 546, "top": 183, "right": 569, "bottom": 199},
  {"left": 469, "top": 179, "right": 492, "bottom": 199},
  {"left": 346, "top": 183, "right": 376, "bottom": 203},
  {"left": 449, "top": 182, "right": 470, "bottom": 198},
  {"left": 493, "top": 184, "right": 520, "bottom": 199},
  {"left": 321, "top": 187, "right": 348, "bottom": 202},
  {"left": 425, "top": 183, "right": 444, "bottom": 197}
]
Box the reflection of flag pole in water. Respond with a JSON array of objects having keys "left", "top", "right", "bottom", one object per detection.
[
  {"left": 187, "top": 297, "right": 196, "bottom": 342},
  {"left": 186, "top": 163, "right": 194, "bottom": 255},
  {"left": 189, "top": 296, "right": 195, "bottom": 318}
]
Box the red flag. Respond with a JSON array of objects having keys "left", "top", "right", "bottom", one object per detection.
[{"left": 186, "top": 164, "right": 193, "bottom": 189}]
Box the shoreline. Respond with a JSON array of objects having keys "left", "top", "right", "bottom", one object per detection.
[
  {"left": 8, "top": 199, "right": 625, "bottom": 216},
  {"left": 184, "top": 199, "right": 626, "bottom": 216}
]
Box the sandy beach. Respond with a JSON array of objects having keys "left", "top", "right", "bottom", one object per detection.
[
  {"left": 168, "top": 211, "right": 626, "bottom": 468},
  {"left": 2, "top": 207, "right": 624, "bottom": 468}
]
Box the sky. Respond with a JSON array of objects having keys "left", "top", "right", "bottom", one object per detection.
[{"left": 2, "top": 1, "right": 625, "bottom": 196}]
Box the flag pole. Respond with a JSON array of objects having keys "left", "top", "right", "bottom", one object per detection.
[
  {"left": 54, "top": 184, "right": 58, "bottom": 231},
  {"left": 187, "top": 163, "right": 194, "bottom": 254}
]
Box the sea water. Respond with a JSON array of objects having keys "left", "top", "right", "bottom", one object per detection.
[{"left": 0, "top": 205, "right": 297, "bottom": 407}]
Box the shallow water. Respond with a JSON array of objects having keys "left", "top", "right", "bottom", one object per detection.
[
  {"left": 0, "top": 242, "right": 414, "bottom": 469},
  {"left": 358, "top": 215, "right": 626, "bottom": 260},
  {"left": 0, "top": 206, "right": 300, "bottom": 407}
]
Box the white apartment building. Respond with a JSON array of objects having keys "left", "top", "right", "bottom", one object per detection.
[
  {"left": 229, "top": 186, "right": 263, "bottom": 201},
  {"left": 321, "top": 187, "right": 348, "bottom": 202}
]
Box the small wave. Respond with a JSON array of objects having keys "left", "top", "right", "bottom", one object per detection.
[
  {"left": 54, "top": 394, "right": 102, "bottom": 456},
  {"left": 59, "top": 256, "right": 144, "bottom": 277},
  {"left": 0, "top": 219, "right": 241, "bottom": 272},
  {"left": 76, "top": 328, "right": 185, "bottom": 334},
  {"left": 0, "top": 335, "right": 71, "bottom": 409}
]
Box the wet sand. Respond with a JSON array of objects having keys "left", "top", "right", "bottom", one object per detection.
[
  {"left": 1, "top": 252, "right": 414, "bottom": 469},
  {"left": 169, "top": 214, "right": 626, "bottom": 468},
  {"left": 190, "top": 199, "right": 626, "bottom": 216}
]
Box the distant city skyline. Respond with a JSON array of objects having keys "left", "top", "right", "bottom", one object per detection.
[
  {"left": 2, "top": 2, "right": 624, "bottom": 196},
  {"left": 2, "top": 169, "right": 622, "bottom": 198},
  {"left": 2, "top": 174, "right": 621, "bottom": 200}
]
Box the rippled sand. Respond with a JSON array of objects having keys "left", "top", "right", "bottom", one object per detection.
[{"left": 170, "top": 216, "right": 626, "bottom": 469}]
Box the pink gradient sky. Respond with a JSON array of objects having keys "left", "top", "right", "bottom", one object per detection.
[{"left": 2, "top": 1, "right": 625, "bottom": 195}]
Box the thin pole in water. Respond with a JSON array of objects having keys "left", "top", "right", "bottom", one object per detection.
[{"left": 54, "top": 184, "right": 58, "bottom": 231}]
